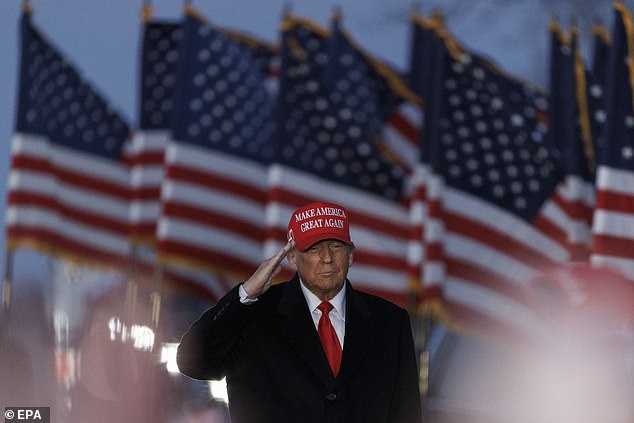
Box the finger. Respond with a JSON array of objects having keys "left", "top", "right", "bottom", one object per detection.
[{"left": 272, "top": 240, "right": 294, "bottom": 264}]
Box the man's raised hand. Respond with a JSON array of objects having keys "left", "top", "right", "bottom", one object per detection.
[{"left": 242, "top": 240, "right": 295, "bottom": 299}]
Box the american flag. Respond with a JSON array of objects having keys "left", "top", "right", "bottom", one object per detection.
[
  {"left": 129, "top": 18, "right": 182, "bottom": 244},
  {"left": 591, "top": 3, "right": 634, "bottom": 280},
  {"left": 7, "top": 10, "right": 131, "bottom": 268},
  {"left": 266, "top": 15, "right": 413, "bottom": 306},
  {"left": 156, "top": 7, "right": 276, "bottom": 292},
  {"left": 418, "top": 25, "right": 571, "bottom": 336},
  {"left": 406, "top": 11, "right": 445, "bottom": 303},
  {"left": 129, "top": 15, "right": 224, "bottom": 301},
  {"left": 545, "top": 21, "right": 596, "bottom": 262}
]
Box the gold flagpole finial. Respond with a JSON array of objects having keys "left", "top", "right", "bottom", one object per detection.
[
  {"left": 141, "top": 0, "right": 153, "bottom": 23},
  {"left": 22, "top": 0, "right": 33, "bottom": 14}
]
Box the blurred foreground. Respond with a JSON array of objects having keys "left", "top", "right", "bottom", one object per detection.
[{"left": 1, "top": 257, "right": 633, "bottom": 422}]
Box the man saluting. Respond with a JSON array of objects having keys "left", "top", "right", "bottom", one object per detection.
[{"left": 177, "top": 201, "right": 422, "bottom": 423}]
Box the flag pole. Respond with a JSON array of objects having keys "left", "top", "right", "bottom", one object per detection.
[{"left": 1, "top": 250, "right": 13, "bottom": 325}]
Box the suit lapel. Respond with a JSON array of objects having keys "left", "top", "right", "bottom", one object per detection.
[
  {"left": 336, "top": 282, "right": 375, "bottom": 386},
  {"left": 277, "top": 277, "right": 335, "bottom": 387}
]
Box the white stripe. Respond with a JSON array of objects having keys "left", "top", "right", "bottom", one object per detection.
[
  {"left": 129, "top": 130, "right": 169, "bottom": 154},
  {"left": 558, "top": 175, "right": 596, "bottom": 206},
  {"left": 397, "top": 101, "right": 423, "bottom": 128},
  {"left": 592, "top": 209, "right": 634, "bottom": 239},
  {"left": 131, "top": 165, "right": 164, "bottom": 188},
  {"left": 568, "top": 220, "right": 592, "bottom": 244},
  {"left": 423, "top": 262, "right": 445, "bottom": 286},
  {"left": 11, "top": 133, "right": 48, "bottom": 156},
  {"left": 406, "top": 241, "right": 423, "bottom": 265},
  {"left": 596, "top": 165, "right": 634, "bottom": 194},
  {"left": 130, "top": 201, "right": 161, "bottom": 223}
]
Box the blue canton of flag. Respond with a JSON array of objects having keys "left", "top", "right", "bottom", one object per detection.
[
  {"left": 275, "top": 15, "right": 405, "bottom": 202},
  {"left": 138, "top": 21, "right": 182, "bottom": 131},
  {"left": 437, "top": 49, "right": 559, "bottom": 221},
  {"left": 7, "top": 10, "right": 131, "bottom": 268}
]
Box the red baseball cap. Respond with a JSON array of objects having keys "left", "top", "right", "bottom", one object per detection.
[{"left": 287, "top": 202, "right": 353, "bottom": 251}]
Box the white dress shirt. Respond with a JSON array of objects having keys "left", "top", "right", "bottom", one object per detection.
[{"left": 299, "top": 279, "right": 346, "bottom": 348}]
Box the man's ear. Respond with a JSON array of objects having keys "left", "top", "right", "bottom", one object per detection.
[{"left": 286, "top": 251, "right": 298, "bottom": 271}]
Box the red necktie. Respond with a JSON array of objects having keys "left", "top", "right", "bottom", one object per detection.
[{"left": 317, "top": 301, "right": 342, "bottom": 376}]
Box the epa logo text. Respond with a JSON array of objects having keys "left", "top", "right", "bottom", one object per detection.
[{"left": 4, "top": 408, "right": 50, "bottom": 423}]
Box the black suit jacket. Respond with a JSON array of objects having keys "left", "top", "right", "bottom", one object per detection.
[{"left": 177, "top": 275, "right": 422, "bottom": 423}]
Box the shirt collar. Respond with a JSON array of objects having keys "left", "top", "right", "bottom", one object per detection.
[{"left": 299, "top": 277, "right": 346, "bottom": 320}]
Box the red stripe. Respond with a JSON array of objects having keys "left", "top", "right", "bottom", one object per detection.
[
  {"left": 131, "top": 187, "right": 161, "bottom": 201},
  {"left": 129, "top": 151, "right": 164, "bottom": 166},
  {"left": 425, "top": 242, "right": 443, "bottom": 261},
  {"left": 386, "top": 110, "right": 419, "bottom": 144},
  {"left": 532, "top": 212, "right": 568, "bottom": 248},
  {"left": 568, "top": 243, "right": 590, "bottom": 262},
  {"left": 8, "top": 191, "right": 130, "bottom": 236},
  {"left": 352, "top": 250, "right": 408, "bottom": 271},
  {"left": 552, "top": 193, "right": 594, "bottom": 223},
  {"left": 596, "top": 190, "right": 634, "bottom": 213},
  {"left": 130, "top": 222, "right": 157, "bottom": 240},
  {"left": 167, "top": 165, "right": 267, "bottom": 204},
  {"left": 161, "top": 201, "right": 266, "bottom": 243},
  {"left": 593, "top": 234, "right": 634, "bottom": 259}
]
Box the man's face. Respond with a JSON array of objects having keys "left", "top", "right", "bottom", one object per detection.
[{"left": 287, "top": 239, "right": 354, "bottom": 301}]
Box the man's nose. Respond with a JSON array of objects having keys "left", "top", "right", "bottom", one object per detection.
[{"left": 319, "top": 247, "right": 334, "bottom": 262}]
